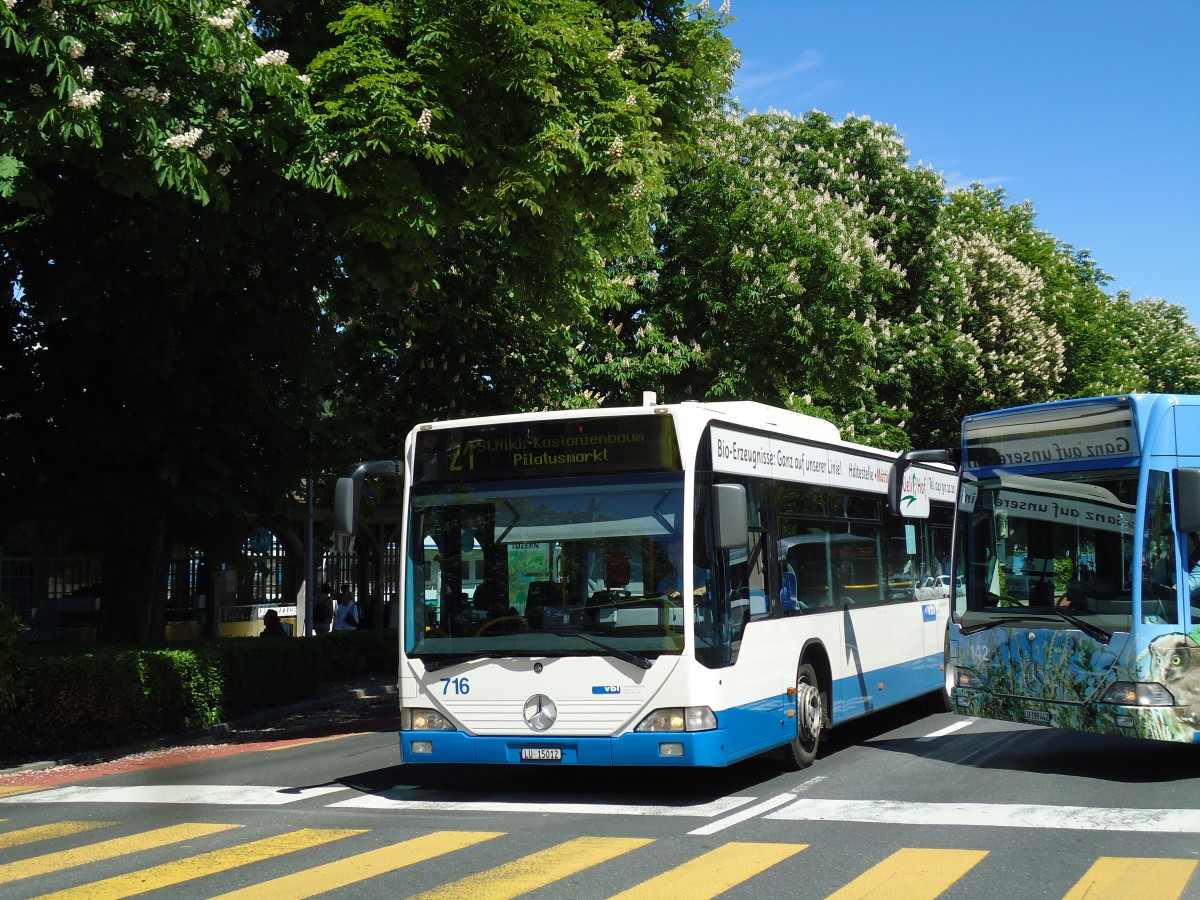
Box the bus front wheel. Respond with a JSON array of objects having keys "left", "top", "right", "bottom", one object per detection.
[{"left": 785, "top": 662, "right": 825, "bottom": 769}]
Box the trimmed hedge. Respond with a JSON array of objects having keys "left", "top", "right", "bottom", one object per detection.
[{"left": 0, "top": 630, "right": 397, "bottom": 766}]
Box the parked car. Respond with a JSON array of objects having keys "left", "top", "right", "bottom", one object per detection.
[{"left": 916, "top": 574, "right": 951, "bottom": 601}]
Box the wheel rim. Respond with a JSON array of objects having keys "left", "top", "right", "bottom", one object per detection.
[{"left": 796, "top": 678, "right": 822, "bottom": 744}]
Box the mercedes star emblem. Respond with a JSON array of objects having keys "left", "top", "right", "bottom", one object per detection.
[{"left": 523, "top": 694, "right": 557, "bottom": 732}]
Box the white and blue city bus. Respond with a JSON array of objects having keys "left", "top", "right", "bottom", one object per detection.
[
  {"left": 335, "top": 397, "right": 957, "bottom": 767},
  {"left": 894, "top": 394, "right": 1200, "bottom": 744}
]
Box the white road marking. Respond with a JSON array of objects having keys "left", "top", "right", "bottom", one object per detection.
[
  {"left": 329, "top": 793, "right": 756, "bottom": 817},
  {"left": 689, "top": 777, "right": 826, "bottom": 836},
  {"left": 10, "top": 781, "right": 1198, "bottom": 836},
  {"left": 916, "top": 718, "right": 977, "bottom": 741},
  {"left": 0, "top": 784, "right": 348, "bottom": 806},
  {"left": 768, "top": 798, "right": 1200, "bottom": 833}
]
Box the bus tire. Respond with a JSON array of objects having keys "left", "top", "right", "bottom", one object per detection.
[{"left": 784, "top": 662, "right": 825, "bottom": 769}]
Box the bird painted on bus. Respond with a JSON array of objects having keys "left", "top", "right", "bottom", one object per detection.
[{"left": 1147, "top": 632, "right": 1200, "bottom": 735}]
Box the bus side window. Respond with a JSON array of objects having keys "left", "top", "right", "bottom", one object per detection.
[
  {"left": 780, "top": 566, "right": 799, "bottom": 614},
  {"left": 725, "top": 526, "right": 766, "bottom": 661}
]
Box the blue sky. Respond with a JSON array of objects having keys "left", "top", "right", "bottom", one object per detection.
[{"left": 723, "top": 1, "right": 1200, "bottom": 324}]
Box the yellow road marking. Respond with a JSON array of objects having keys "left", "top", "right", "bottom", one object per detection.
[
  {"left": 0, "top": 821, "right": 115, "bottom": 851},
  {"left": 610, "top": 841, "right": 808, "bottom": 900},
  {"left": 31, "top": 827, "right": 364, "bottom": 900},
  {"left": 410, "top": 836, "right": 655, "bottom": 900},
  {"left": 0, "top": 785, "right": 44, "bottom": 798},
  {"left": 209, "top": 830, "right": 504, "bottom": 899},
  {"left": 1063, "top": 856, "right": 1199, "bottom": 900},
  {"left": 827, "top": 848, "right": 988, "bottom": 900},
  {"left": 0, "top": 822, "right": 237, "bottom": 885}
]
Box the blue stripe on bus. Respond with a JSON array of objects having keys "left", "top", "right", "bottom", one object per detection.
[
  {"left": 400, "top": 651, "right": 943, "bottom": 767},
  {"left": 830, "top": 652, "right": 942, "bottom": 720}
]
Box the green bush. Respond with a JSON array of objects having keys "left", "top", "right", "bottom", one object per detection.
[
  {"left": 0, "top": 631, "right": 398, "bottom": 766},
  {"left": 0, "top": 597, "right": 25, "bottom": 753},
  {"left": 317, "top": 629, "right": 398, "bottom": 682}
]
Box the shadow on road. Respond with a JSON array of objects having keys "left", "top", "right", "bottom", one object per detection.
[{"left": 865, "top": 720, "right": 1199, "bottom": 784}]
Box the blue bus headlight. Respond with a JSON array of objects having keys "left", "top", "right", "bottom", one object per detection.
[
  {"left": 401, "top": 708, "right": 457, "bottom": 731},
  {"left": 635, "top": 707, "right": 717, "bottom": 732},
  {"left": 1099, "top": 682, "right": 1176, "bottom": 707}
]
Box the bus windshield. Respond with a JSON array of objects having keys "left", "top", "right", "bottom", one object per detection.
[
  {"left": 958, "top": 469, "right": 1138, "bottom": 634},
  {"left": 406, "top": 474, "right": 687, "bottom": 665}
]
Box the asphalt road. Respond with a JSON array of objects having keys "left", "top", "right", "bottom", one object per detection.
[{"left": 2, "top": 694, "right": 1198, "bottom": 899}]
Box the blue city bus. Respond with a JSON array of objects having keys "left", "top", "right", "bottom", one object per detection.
[{"left": 895, "top": 394, "right": 1200, "bottom": 744}]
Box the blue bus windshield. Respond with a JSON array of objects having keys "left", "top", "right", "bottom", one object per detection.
[{"left": 958, "top": 469, "right": 1139, "bottom": 632}]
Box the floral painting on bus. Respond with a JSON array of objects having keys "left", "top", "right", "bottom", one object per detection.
[{"left": 953, "top": 626, "right": 1200, "bottom": 743}]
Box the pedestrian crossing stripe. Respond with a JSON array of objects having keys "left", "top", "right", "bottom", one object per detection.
[
  {"left": 609, "top": 841, "right": 808, "bottom": 900},
  {"left": 0, "top": 822, "right": 238, "bottom": 886},
  {"left": 30, "top": 827, "right": 364, "bottom": 900},
  {"left": 0, "top": 821, "right": 115, "bottom": 851},
  {"left": 1063, "top": 856, "right": 1199, "bottom": 900},
  {"left": 206, "top": 831, "right": 504, "bottom": 900},
  {"left": 826, "top": 848, "right": 988, "bottom": 900},
  {"left": 407, "top": 836, "right": 656, "bottom": 900},
  {"left": 0, "top": 785, "right": 42, "bottom": 798}
]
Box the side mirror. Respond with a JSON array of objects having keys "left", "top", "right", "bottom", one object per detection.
[
  {"left": 1175, "top": 468, "right": 1200, "bottom": 534},
  {"left": 888, "top": 448, "right": 952, "bottom": 514},
  {"left": 332, "top": 460, "right": 401, "bottom": 537},
  {"left": 333, "top": 476, "right": 358, "bottom": 537},
  {"left": 712, "top": 483, "right": 748, "bottom": 550}
]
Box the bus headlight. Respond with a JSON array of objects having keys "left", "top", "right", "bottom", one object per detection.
[
  {"left": 635, "top": 707, "right": 717, "bottom": 732},
  {"left": 956, "top": 669, "right": 982, "bottom": 689},
  {"left": 1099, "top": 682, "right": 1176, "bottom": 707},
  {"left": 401, "top": 708, "right": 457, "bottom": 731}
]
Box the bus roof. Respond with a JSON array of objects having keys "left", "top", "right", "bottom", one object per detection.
[{"left": 412, "top": 399, "right": 843, "bottom": 445}]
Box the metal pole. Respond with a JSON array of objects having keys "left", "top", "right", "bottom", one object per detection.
[{"left": 305, "top": 470, "right": 314, "bottom": 636}]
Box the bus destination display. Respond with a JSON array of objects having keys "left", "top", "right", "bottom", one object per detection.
[{"left": 414, "top": 415, "right": 681, "bottom": 483}]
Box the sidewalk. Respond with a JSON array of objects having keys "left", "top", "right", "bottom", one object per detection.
[
  {"left": 224, "top": 675, "right": 397, "bottom": 731},
  {"left": 0, "top": 675, "right": 398, "bottom": 778}
]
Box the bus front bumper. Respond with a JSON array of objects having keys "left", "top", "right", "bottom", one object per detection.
[{"left": 399, "top": 729, "right": 736, "bottom": 766}]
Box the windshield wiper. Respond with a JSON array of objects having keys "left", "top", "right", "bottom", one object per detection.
[
  {"left": 423, "top": 653, "right": 501, "bottom": 672},
  {"left": 959, "top": 608, "right": 1111, "bottom": 643},
  {"left": 551, "top": 631, "right": 654, "bottom": 670},
  {"left": 959, "top": 617, "right": 1007, "bottom": 636},
  {"left": 1044, "top": 606, "right": 1112, "bottom": 643}
]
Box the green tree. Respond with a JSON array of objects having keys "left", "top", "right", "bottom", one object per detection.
[
  {"left": 2, "top": 1, "right": 340, "bottom": 640},
  {"left": 2, "top": 1, "right": 734, "bottom": 640},
  {"left": 310, "top": 0, "right": 735, "bottom": 450},
  {"left": 573, "top": 110, "right": 1200, "bottom": 452},
  {"left": 1122, "top": 294, "right": 1200, "bottom": 394},
  {"left": 575, "top": 109, "right": 948, "bottom": 448}
]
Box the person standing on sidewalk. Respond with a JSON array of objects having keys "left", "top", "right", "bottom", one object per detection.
[
  {"left": 313, "top": 582, "right": 334, "bottom": 634},
  {"left": 332, "top": 584, "right": 359, "bottom": 632}
]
